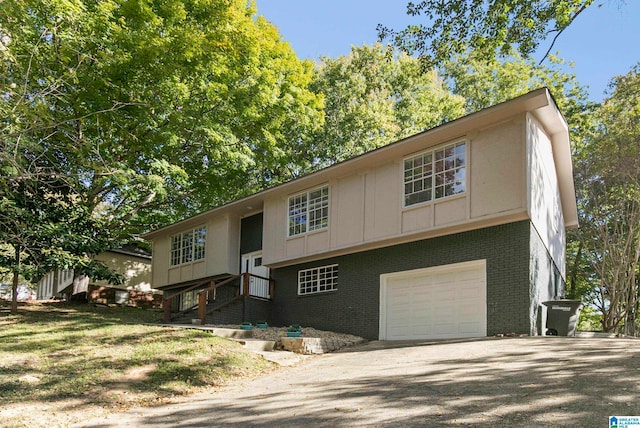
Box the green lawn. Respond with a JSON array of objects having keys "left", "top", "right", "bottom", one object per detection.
[{"left": 0, "top": 301, "right": 275, "bottom": 427}]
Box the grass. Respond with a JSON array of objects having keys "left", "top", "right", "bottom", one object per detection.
[{"left": 0, "top": 301, "right": 275, "bottom": 427}]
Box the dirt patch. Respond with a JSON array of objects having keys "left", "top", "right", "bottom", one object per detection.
[{"left": 121, "top": 364, "right": 157, "bottom": 382}]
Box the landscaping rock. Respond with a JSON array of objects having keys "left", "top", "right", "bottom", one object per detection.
[{"left": 217, "top": 325, "right": 366, "bottom": 354}]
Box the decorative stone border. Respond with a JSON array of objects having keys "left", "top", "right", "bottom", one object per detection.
[{"left": 280, "top": 336, "right": 366, "bottom": 354}]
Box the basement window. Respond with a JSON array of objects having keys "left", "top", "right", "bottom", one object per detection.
[{"left": 298, "top": 264, "right": 338, "bottom": 295}]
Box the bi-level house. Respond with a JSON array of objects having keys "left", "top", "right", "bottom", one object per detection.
[{"left": 143, "top": 88, "right": 578, "bottom": 340}]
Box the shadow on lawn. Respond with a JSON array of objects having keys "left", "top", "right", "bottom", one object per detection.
[
  {"left": 1, "top": 303, "right": 264, "bottom": 410},
  {"left": 86, "top": 337, "right": 640, "bottom": 427},
  {"left": 0, "top": 303, "right": 162, "bottom": 354}
]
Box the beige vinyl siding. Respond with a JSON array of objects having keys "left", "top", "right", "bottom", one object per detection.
[
  {"left": 263, "top": 117, "right": 530, "bottom": 266},
  {"left": 153, "top": 214, "right": 240, "bottom": 288},
  {"left": 469, "top": 119, "right": 526, "bottom": 219}
]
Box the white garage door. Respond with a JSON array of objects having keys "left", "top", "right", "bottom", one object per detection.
[{"left": 380, "top": 260, "right": 487, "bottom": 340}]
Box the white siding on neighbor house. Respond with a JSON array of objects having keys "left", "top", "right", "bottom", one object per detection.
[
  {"left": 57, "top": 269, "right": 73, "bottom": 289},
  {"left": 153, "top": 214, "right": 240, "bottom": 288},
  {"left": 263, "top": 118, "right": 529, "bottom": 266},
  {"left": 37, "top": 269, "right": 73, "bottom": 299},
  {"left": 37, "top": 271, "right": 55, "bottom": 299},
  {"left": 526, "top": 114, "right": 566, "bottom": 277}
]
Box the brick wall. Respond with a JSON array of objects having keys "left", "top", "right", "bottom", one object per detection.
[
  {"left": 88, "top": 285, "right": 162, "bottom": 309},
  {"left": 243, "top": 297, "right": 273, "bottom": 325},
  {"left": 206, "top": 297, "right": 273, "bottom": 326},
  {"left": 271, "top": 221, "right": 535, "bottom": 339},
  {"left": 207, "top": 300, "right": 243, "bottom": 325}
]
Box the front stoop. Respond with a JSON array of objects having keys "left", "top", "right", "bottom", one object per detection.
[
  {"left": 280, "top": 337, "right": 366, "bottom": 354},
  {"left": 208, "top": 327, "right": 254, "bottom": 339},
  {"left": 164, "top": 324, "right": 254, "bottom": 339},
  {"left": 234, "top": 339, "right": 277, "bottom": 351}
]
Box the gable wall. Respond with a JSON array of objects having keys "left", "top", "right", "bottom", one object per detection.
[{"left": 526, "top": 113, "right": 566, "bottom": 277}]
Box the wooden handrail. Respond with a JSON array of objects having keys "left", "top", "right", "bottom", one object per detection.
[
  {"left": 198, "top": 274, "right": 241, "bottom": 295},
  {"left": 196, "top": 275, "right": 242, "bottom": 325},
  {"left": 163, "top": 272, "right": 275, "bottom": 324},
  {"left": 164, "top": 278, "right": 213, "bottom": 301},
  {"left": 163, "top": 275, "right": 238, "bottom": 322}
]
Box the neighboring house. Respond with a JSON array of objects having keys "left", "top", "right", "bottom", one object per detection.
[
  {"left": 36, "top": 248, "right": 160, "bottom": 308},
  {"left": 37, "top": 268, "right": 74, "bottom": 300},
  {"left": 143, "top": 88, "right": 578, "bottom": 340}
]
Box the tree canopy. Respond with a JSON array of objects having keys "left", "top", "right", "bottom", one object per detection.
[
  {"left": 378, "top": 0, "right": 597, "bottom": 66},
  {"left": 310, "top": 43, "right": 465, "bottom": 165},
  {"left": 439, "top": 52, "right": 596, "bottom": 147},
  {"left": 0, "top": 0, "right": 323, "bottom": 309}
]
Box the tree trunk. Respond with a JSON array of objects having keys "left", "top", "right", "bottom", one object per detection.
[
  {"left": 567, "top": 240, "right": 583, "bottom": 299},
  {"left": 11, "top": 247, "right": 20, "bottom": 314}
]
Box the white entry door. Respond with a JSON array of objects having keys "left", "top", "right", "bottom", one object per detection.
[
  {"left": 380, "top": 260, "right": 487, "bottom": 340},
  {"left": 241, "top": 252, "right": 270, "bottom": 299}
]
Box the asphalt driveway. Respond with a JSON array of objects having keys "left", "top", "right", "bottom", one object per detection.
[{"left": 80, "top": 337, "right": 640, "bottom": 427}]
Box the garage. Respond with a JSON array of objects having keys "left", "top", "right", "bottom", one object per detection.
[{"left": 379, "top": 260, "right": 487, "bottom": 340}]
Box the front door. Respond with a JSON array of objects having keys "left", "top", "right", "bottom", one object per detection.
[{"left": 241, "top": 252, "right": 270, "bottom": 299}]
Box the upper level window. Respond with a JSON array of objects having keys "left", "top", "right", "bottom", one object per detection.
[
  {"left": 404, "top": 141, "right": 466, "bottom": 207},
  {"left": 170, "top": 226, "right": 206, "bottom": 266},
  {"left": 288, "top": 186, "right": 329, "bottom": 237}
]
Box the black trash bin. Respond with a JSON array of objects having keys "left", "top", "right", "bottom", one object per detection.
[{"left": 542, "top": 300, "right": 583, "bottom": 336}]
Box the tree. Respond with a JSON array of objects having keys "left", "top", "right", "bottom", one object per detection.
[
  {"left": 0, "top": 0, "right": 323, "bottom": 310},
  {"left": 572, "top": 64, "right": 640, "bottom": 334},
  {"left": 378, "top": 0, "right": 599, "bottom": 66},
  {"left": 310, "top": 43, "right": 465, "bottom": 166},
  {"left": 439, "top": 52, "right": 596, "bottom": 143},
  {"left": 0, "top": 177, "right": 122, "bottom": 312}
]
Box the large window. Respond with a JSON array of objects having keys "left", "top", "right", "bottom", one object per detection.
[
  {"left": 404, "top": 141, "right": 466, "bottom": 206},
  {"left": 170, "top": 226, "right": 206, "bottom": 266},
  {"left": 298, "top": 264, "right": 338, "bottom": 295},
  {"left": 288, "top": 186, "right": 329, "bottom": 237}
]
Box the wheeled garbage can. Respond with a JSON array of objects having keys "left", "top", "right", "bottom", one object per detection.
[{"left": 542, "top": 300, "right": 583, "bottom": 336}]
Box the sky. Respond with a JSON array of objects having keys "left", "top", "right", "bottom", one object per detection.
[{"left": 255, "top": 1, "right": 640, "bottom": 102}]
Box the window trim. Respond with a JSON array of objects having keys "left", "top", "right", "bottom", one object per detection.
[
  {"left": 287, "top": 185, "right": 330, "bottom": 238},
  {"left": 170, "top": 225, "right": 207, "bottom": 267},
  {"left": 297, "top": 264, "right": 339, "bottom": 295},
  {"left": 402, "top": 140, "right": 467, "bottom": 208}
]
